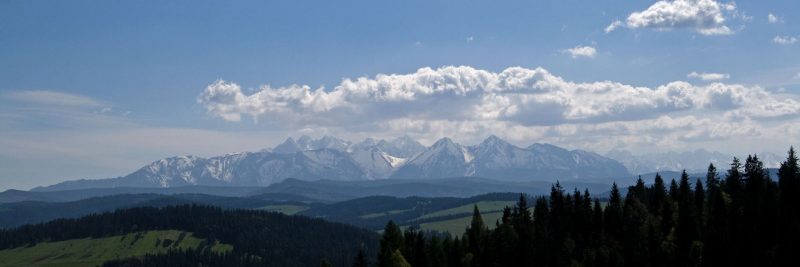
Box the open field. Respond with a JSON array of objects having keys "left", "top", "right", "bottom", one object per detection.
[{"left": 0, "top": 230, "right": 231, "bottom": 267}]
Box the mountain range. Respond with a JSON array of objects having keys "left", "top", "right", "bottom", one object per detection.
[{"left": 34, "top": 135, "right": 630, "bottom": 191}]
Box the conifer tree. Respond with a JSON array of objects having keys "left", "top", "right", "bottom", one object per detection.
[
  {"left": 605, "top": 183, "right": 623, "bottom": 241},
  {"left": 676, "top": 170, "right": 697, "bottom": 263},
  {"left": 777, "top": 146, "right": 800, "bottom": 264},
  {"left": 352, "top": 249, "right": 369, "bottom": 267},
  {"left": 466, "top": 205, "right": 487, "bottom": 266},
  {"left": 379, "top": 221, "right": 404, "bottom": 267},
  {"left": 693, "top": 179, "right": 705, "bottom": 230}
]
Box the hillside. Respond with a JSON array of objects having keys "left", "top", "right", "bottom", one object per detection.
[
  {"left": 0, "top": 230, "right": 230, "bottom": 267},
  {"left": 0, "top": 205, "right": 379, "bottom": 267},
  {"left": 0, "top": 193, "right": 293, "bottom": 228},
  {"left": 2, "top": 191, "right": 529, "bottom": 235},
  {"left": 300, "top": 193, "right": 522, "bottom": 232}
]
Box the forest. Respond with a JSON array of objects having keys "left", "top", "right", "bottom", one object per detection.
[
  {"left": 0, "top": 147, "right": 797, "bottom": 266},
  {"left": 374, "top": 148, "right": 800, "bottom": 267},
  {"left": 0, "top": 205, "right": 379, "bottom": 266}
]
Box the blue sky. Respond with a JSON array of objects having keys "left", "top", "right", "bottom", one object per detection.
[{"left": 1, "top": 0, "right": 799, "bottom": 189}]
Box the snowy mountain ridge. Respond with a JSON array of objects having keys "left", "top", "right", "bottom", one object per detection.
[{"left": 37, "top": 135, "right": 631, "bottom": 190}]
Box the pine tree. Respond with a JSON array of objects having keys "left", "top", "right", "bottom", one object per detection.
[
  {"left": 705, "top": 163, "right": 719, "bottom": 192},
  {"left": 532, "top": 197, "right": 550, "bottom": 264},
  {"left": 379, "top": 221, "right": 404, "bottom": 267},
  {"left": 778, "top": 146, "right": 800, "bottom": 265},
  {"left": 741, "top": 155, "right": 777, "bottom": 264},
  {"left": 427, "top": 235, "right": 446, "bottom": 267},
  {"left": 622, "top": 187, "right": 650, "bottom": 265},
  {"left": 669, "top": 179, "right": 679, "bottom": 202},
  {"left": 693, "top": 179, "right": 705, "bottom": 232},
  {"left": 676, "top": 170, "right": 697, "bottom": 264},
  {"left": 466, "top": 205, "right": 487, "bottom": 266},
  {"left": 352, "top": 249, "right": 369, "bottom": 267},
  {"left": 605, "top": 183, "right": 623, "bottom": 241}
]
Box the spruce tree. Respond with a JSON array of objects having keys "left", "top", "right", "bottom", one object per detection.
[
  {"left": 352, "top": 249, "right": 369, "bottom": 267},
  {"left": 604, "top": 183, "right": 623, "bottom": 241},
  {"left": 705, "top": 163, "right": 719, "bottom": 192},
  {"left": 676, "top": 170, "right": 697, "bottom": 263},
  {"left": 777, "top": 146, "right": 800, "bottom": 264},
  {"left": 693, "top": 179, "right": 705, "bottom": 231},
  {"left": 379, "top": 221, "right": 404, "bottom": 267},
  {"left": 466, "top": 205, "right": 487, "bottom": 266}
]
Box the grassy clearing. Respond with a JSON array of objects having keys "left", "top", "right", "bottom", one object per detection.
[
  {"left": 360, "top": 209, "right": 411, "bottom": 219},
  {"left": 417, "top": 201, "right": 514, "bottom": 220},
  {"left": 258, "top": 204, "right": 309, "bottom": 215},
  {"left": 417, "top": 211, "right": 504, "bottom": 235},
  {"left": 0, "top": 230, "right": 231, "bottom": 267}
]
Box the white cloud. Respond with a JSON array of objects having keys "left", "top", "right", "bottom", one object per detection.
[
  {"left": 199, "top": 65, "right": 799, "bottom": 130},
  {"left": 606, "top": 0, "right": 737, "bottom": 36},
  {"left": 466, "top": 36, "right": 474, "bottom": 43},
  {"left": 687, "top": 71, "right": 730, "bottom": 81},
  {"left": 4, "top": 68, "right": 800, "bottom": 190},
  {"left": 562, "top": 45, "right": 597, "bottom": 59},
  {"left": 605, "top": 20, "right": 623, "bottom": 33},
  {"left": 773, "top": 35, "right": 798, "bottom": 45},
  {"left": 767, "top": 13, "right": 781, "bottom": 23}
]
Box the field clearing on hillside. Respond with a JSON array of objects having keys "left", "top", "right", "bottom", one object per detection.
[
  {"left": 361, "top": 209, "right": 411, "bottom": 219},
  {"left": 0, "top": 230, "right": 231, "bottom": 267},
  {"left": 258, "top": 204, "right": 309, "bottom": 215},
  {"left": 417, "top": 201, "right": 515, "bottom": 220},
  {"left": 417, "top": 211, "right": 504, "bottom": 234}
]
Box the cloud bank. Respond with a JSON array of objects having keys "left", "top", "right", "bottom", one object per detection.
[
  {"left": 606, "top": 0, "right": 737, "bottom": 35},
  {"left": 198, "top": 65, "right": 800, "bottom": 152}
]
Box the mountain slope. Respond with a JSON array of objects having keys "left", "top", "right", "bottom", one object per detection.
[
  {"left": 0, "top": 230, "right": 230, "bottom": 267},
  {"left": 0, "top": 205, "right": 379, "bottom": 267},
  {"left": 35, "top": 135, "right": 630, "bottom": 190},
  {"left": 392, "top": 137, "right": 473, "bottom": 179},
  {"left": 392, "top": 136, "right": 630, "bottom": 181}
]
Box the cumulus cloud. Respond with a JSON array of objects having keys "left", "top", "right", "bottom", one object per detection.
[
  {"left": 767, "top": 13, "right": 781, "bottom": 23},
  {"left": 773, "top": 35, "right": 798, "bottom": 45},
  {"left": 687, "top": 71, "right": 730, "bottom": 81},
  {"left": 198, "top": 65, "right": 799, "bottom": 132},
  {"left": 606, "top": 0, "right": 737, "bottom": 35},
  {"left": 562, "top": 45, "right": 597, "bottom": 59}
]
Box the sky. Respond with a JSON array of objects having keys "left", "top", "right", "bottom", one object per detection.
[{"left": 1, "top": 0, "right": 799, "bottom": 190}]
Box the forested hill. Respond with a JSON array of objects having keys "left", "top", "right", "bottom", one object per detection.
[
  {"left": 0, "top": 205, "right": 379, "bottom": 267},
  {"left": 373, "top": 150, "right": 800, "bottom": 267}
]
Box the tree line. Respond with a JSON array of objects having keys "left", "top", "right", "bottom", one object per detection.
[
  {"left": 0, "top": 205, "right": 379, "bottom": 267},
  {"left": 374, "top": 147, "right": 800, "bottom": 267}
]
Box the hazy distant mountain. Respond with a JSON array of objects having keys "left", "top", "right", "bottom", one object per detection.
[
  {"left": 36, "top": 135, "right": 630, "bottom": 190},
  {"left": 38, "top": 149, "right": 368, "bottom": 191},
  {"left": 392, "top": 135, "right": 630, "bottom": 181},
  {"left": 606, "top": 149, "right": 785, "bottom": 174},
  {"left": 392, "top": 137, "right": 473, "bottom": 179}
]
